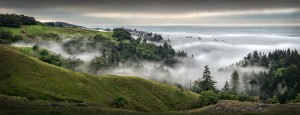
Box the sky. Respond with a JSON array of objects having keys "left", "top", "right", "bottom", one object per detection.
[{"left": 0, "top": 0, "right": 300, "bottom": 26}]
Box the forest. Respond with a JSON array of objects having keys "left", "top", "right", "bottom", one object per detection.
[{"left": 0, "top": 14, "right": 36, "bottom": 27}]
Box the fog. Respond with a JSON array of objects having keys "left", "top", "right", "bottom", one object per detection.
[
  {"left": 100, "top": 26, "right": 300, "bottom": 90},
  {"left": 11, "top": 26, "right": 300, "bottom": 91}
]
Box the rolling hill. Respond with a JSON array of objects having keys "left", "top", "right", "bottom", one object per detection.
[{"left": 0, "top": 45, "right": 199, "bottom": 112}]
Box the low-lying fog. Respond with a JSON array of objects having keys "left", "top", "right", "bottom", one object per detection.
[
  {"left": 103, "top": 26, "right": 300, "bottom": 89},
  {"left": 13, "top": 26, "right": 300, "bottom": 90}
]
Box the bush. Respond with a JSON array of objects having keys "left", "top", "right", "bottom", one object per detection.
[
  {"left": 175, "top": 83, "right": 184, "bottom": 92},
  {"left": 198, "top": 91, "right": 219, "bottom": 106},
  {"left": 111, "top": 96, "right": 128, "bottom": 108},
  {"left": 278, "top": 89, "right": 297, "bottom": 104},
  {"left": 32, "top": 45, "right": 39, "bottom": 50},
  {"left": 38, "top": 50, "right": 62, "bottom": 66},
  {"left": 40, "top": 50, "right": 49, "bottom": 56},
  {"left": 93, "top": 34, "right": 110, "bottom": 42},
  {"left": 218, "top": 91, "right": 238, "bottom": 100},
  {"left": 266, "top": 96, "right": 280, "bottom": 104},
  {"left": 62, "top": 57, "right": 84, "bottom": 71},
  {"left": 238, "top": 94, "right": 258, "bottom": 102},
  {"left": 0, "top": 31, "right": 22, "bottom": 44},
  {"left": 292, "top": 93, "right": 300, "bottom": 103}
]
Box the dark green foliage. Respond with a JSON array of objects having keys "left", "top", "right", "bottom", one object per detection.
[
  {"left": 292, "top": 93, "right": 300, "bottom": 103},
  {"left": 222, "top": 81, "right": 230, "bottom": 92},
  {"left": 44, "top": 21, "right": 82, "bottom": 28},
  {"left": 39, "top": 54, "right": 62, "bottom": 66},
  {"left": 228, "top": 49, "right": 300, "bottom": 103},
  {"left": 93, "top": 34, "right": 110, "bottom": 42},
  {"left": 198, "top": 91, "right": 218, "bottom": 106},
  {"left": 111, "top": 96, "right": 128, "bottom": 108},
  {"left": 147, "top": 33, "right": 163, "bottom": 42},
  {"left": 238, "top": 94, "right": 257, "bottom": 102},
  {"left": 192, "top": 65, "right": 217, "bottom": 93},
  {"left": 38, "top": 50, "right": 62, "bottom": 66},
  {"left": 265, "top": 96, "right": 280, "bottom": 104},
  {"left": 112, "top": 28, "right": 132, "bottom": 41},
  {"left": 114, "top": 41, "right": 177, "bottom": 66},
  {"left": 62, "top": 57, "right": 84, "bottom": 71},
  {"left": 89, "top": 56, "right": 110, "bottom": 72},
  {"left": 40, "top": 50, "right": 49, "bottom": 56},
  {"left": 218, "top": 91, "right": 238, "bottom": 100},
  {"left": 175, "top": 83, "right": 184, "bottom": 92},
  {"left": 201, "top": 65, "right": 217, "bottom": 91},
  {"left": 0, "top": 31, "right": 22, "bottom": 44},
  {"left": 278, "top": 89, "right": 297, "bottom": 104},
  {"left": 230, "top": 70, "right": 240, "bottom": 94},
  {"left": 177, "top": 50, "right": 188, "bottom": 57},
  {"left": 32, "top": 45, "right": 39, "bottom": 50},
  {"left": 62, "top": 39, "right": 86, "bottom": 54},
  {"left": 0, "top": 14, "right": 36, "bottom": 28}
]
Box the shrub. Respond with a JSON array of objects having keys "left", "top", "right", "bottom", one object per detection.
[
  {"left": 93, "top": 34, "right": 110, "bottom": 42},
  {"left": 175, "top": 83, "right": 184, "bottom": 92},
  {"left": 266, "top": 96, "right": 280, "bottom": 104},
  {"left": 292, "top": 93, "right": 300, "bottom": 103},
  {"left": 40, "top": 50, "right": 49, "bottom": 56},
  {"left": 111, "top": 96, "right": 128, "bottom": 108},
  {"left": 218, "top": 91, "right": 238, "bottom": 100},
  {"left": 238, "top": 94, "right": 257, "bottom": 102},
  {"left": 198, "top": 91, "right": 219, "bottom": 106},
  {"left": 32, "top": 45, "right": 39, "bottom": 50},
  {"left": 0, "top": 31, "right": 22, "bottom": 44}
]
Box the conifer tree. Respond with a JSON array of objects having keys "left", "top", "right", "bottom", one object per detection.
[{"left": 231, "top": 70, "right": 240, "bottom": 94}]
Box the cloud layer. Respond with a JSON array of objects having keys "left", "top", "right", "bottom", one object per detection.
[{"left": 0, "top": 0, "right": 299, "bottom": 25}]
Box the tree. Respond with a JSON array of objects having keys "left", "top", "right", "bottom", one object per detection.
[
  {"left": 201, "top": 65, "right": 217, "bottom": 91},
  {"left": 112, "top": 28, "right": 132, "bottom": 41},
  {"left": 230, "top": 70, "right": 240, "bottom": 94},
  {"left": 222, "top": 81, "right": 230, "bottom": 92},
  {"left": 261, "top": 54, "right": 268, "bottom": 67}
]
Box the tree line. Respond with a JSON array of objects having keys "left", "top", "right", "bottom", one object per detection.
[
  {"left": 193, "top": 49, "right": 300, "bottom": 107},
  {"left": 0, "top": 14, "right": 36, "bottom": 28}
]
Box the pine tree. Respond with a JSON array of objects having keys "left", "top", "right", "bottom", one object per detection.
[
  {"left": 230, "top": 70, "right": 240, "bottom": 94},
  {"left": 222, "top": 81, "right": 230, "bottom": 91},
  {"left": 201, "top": 65, "right": 217, "bottom": 91}
]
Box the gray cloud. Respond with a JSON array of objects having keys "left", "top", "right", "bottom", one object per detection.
[
  {"left": 0, "top": 0, "right": 299, "bottom": 26},
  {"left": 1, "top": 0, "right": 300, "bottom": 13}
]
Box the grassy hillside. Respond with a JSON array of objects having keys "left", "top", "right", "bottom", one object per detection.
[
  {"left": 0, "top": 22, "right": 113, "bottom": 40},
  {"left": 0, "top": 45, "right": 199, "bottom": 112}
]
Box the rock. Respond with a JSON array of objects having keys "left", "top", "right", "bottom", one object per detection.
[{"left": 76, "top": 103, "right": 88, "bottom": 107}]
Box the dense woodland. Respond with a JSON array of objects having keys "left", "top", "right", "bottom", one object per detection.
[
  {"left": 0, "top": 14, "right": 36, "bottom": 27},
  {"left": 44, "top": 21, "right": 83, "bottom": 28},
  {"left": 197, "top": 49, "right": 300, "bottom": 105}
]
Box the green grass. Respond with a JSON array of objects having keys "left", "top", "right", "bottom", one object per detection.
[
  {"left": 0, "top": 22, "right": 114, "bottom": 40},
  {"left": 0, "top": 45, "right": 199, "bottom": 112}
]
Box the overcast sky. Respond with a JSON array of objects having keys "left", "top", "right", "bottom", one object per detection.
[{"left": 0, "top": 0, "right": 300, "bottom": 26}]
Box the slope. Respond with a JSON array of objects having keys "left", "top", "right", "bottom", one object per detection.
[{"left": 0, "top": 45, "right": 199, "bottom": 112}]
